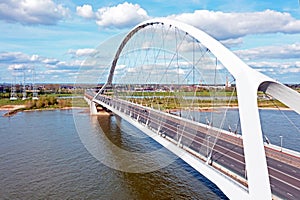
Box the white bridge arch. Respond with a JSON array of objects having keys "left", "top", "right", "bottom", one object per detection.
[{"left": 95, "top": 18, "right": 300, "bottom": 200}]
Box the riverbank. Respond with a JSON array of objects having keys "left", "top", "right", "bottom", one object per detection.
[
  {"left": 1, "top": 95, "right": 88, "bottom": 117},
  {"left": 1, "top": 104, "right": 88, "bottom": 117},
  {"left": 1, "top": 103, "right": 291, "bottom": 117}
]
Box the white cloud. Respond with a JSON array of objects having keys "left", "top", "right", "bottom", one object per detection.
[
  {"left": 246, "top": 61, "right": 300, "bottom": 79},
  {"left": 76, "top": 2, "right": 150, "bottom": 29},
  {"left": 249, "top": 61, "right": 300, "bottom": 69},
  {"left": 168, "top": 9, "right": 300, "bottom": 40},
  {"left": 177, "top": 68, "right": 185, "bottom": 75},
  {"left": 0, "top": 51, "right": 61, "bottom": 66},
  {"left": 8, "top": 64, "right": 27, "bottom": 71},
  {"left": 238, "top": 60, "right": 300, "bottom": 83},
  {"left": 0, "top": 51, "right": 102, "bottom": 83},
  {"left": 235, "top": 43, "right": 300, "bottom": 60},
  {"left": 30, "top": 54, "right": 40, "bottom": 62},
  {"left": 0, "top": 52, "right": 31, "bottom": 63},
  {"left": 85, "top": 2, "right": 150, "bottom": 29},
  {"left": 56, "top": 60, "right": 81, "bottom": 68},
  {"left": 177, "top": 41, "right": 195, "bottom": 52},
  {"left": 0, "top": 0, "right": 69, "bottom": 25},
  {"left": 75, "top": 6, "right": 300, "bottom": 39},
  {"left": 116, "top": 64, "right": 126, "bottom": 70},
  {"left": 42, "top": 58, "right": 59, "bottom": 65},
  {"left": 55, "top": 59, "right": 101, "bottom": 70},
  {"left": 68, "top": 48, "right": 97, "bottom": 57},
  {"left": 220, "top": 38, "right": 244, "bottom": 48},
  {"left": 76, "top": 4, "right": 94, "bottom": 19}
]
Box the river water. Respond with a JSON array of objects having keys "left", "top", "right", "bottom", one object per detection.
[{"left": 0, "top": 108, "right": 299, "bottom": 199}]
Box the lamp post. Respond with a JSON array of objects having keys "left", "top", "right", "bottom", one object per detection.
[
  {"left": 206, "top": 136, "right": 212, "bottom": 164},
  {"left": 279, "top": 136, "right": 283, "bottom": 152},
  {"left": 176, "top": 125, "right": 180, "bottom": 142},
  {"left": 207, "top": 136, "right": 211, "bottom": 157}
]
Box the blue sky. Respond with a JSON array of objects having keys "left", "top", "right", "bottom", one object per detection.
[{"left": 0, "top": 0, "right": 299, "bottom": 84}]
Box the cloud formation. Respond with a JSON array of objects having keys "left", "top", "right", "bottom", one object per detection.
[
  {"left": 76, "top": 2, "right": 150, "bottom": 29},
  {"left": 248, "top": 61, "right": 300, "bottom": 75},
  {"left": 0, "top": 51, "right": 103, "bottom": 83},
  {"left": 168, "top": 9, "right": 300, "bottom": 40},
  {"left": 76, "top": 5, "right": 300, "bottom": 41},
  {"left": 0, "top": 52, "right": 41, "bottom": 64},
  {"left": 76, "top": 4, "right": 94, "bottom": 19},
  {"left": 1, "top": 51, "right": 62, "bottom": 78},
  {"left": 67, "top": 48, "right": 97, "bottom": 57},
  {"left": 235, "top": 43, "right": 300, "bottom": 60},
  {"left": 0, "top": 0, "right": 69, "bottom": 25},
  {"left": 220, "top": 38, "right": 244, "bottom": 48},
  {"left": 8, "top": 64, "right": 28, "bottom": 71}
]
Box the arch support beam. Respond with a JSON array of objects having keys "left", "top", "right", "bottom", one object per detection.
[
  {"left": 236, "top": 78, "right": 272, "bottom": 200},
  {"left": 259, "top": 81, "right": 300, "bottom": 114}
]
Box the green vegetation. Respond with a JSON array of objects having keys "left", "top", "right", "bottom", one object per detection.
[
  {"left": 24, "top": 96, "right": 71, "bottom": 109},
  {"left": 1, "top": 94, "right": 88, "bottom": 117},
  {"left": 257, "top": 99, "right": 287, "bottom": 108},
  {"left": 126, "top": 97, "right": 239, "bottom": 111},
  {"left": 121, "top": 90, "right": 237, "bottom": 97},
  {"left": 0, "top": 95, "right": 70, "bottom": 107},
  {"left": 124, "top": 95, "right": 286, "bottom": 111},
  {"left": 0, "top": 98, "right": 25, "bottom": 106},
  {"left": 72, "top": 98, "right": 88, "bottom": 108},
  {"left": 41, "top": 93, "right": 75, "bottom": 97}
]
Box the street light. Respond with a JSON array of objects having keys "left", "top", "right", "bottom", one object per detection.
[
  {"left": 176, "top": 125, "right": 180, "bottom": 142},
  {"left": 207, "top": 136, "right": 211, "bottom": 157},
  {"left": 206, "top": 136, "right": 212, "bottom": 164},
  {"left": 279, "top": 136, "right": 283, "bottom": 152}
]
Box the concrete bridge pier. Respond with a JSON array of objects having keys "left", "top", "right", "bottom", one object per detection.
[
  {"left": 90, "top": 101, "right": 98, "bottom": 115},
  {"left": 84, "top": 95, "right": 112, "bottom": 115},
  {"left": 83, "top": 96, "right": 98, "bottom": 115}
]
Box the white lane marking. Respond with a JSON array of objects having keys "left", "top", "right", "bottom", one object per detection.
[{"left": 287, "top": 193, "right": 293, "bottom": 197}]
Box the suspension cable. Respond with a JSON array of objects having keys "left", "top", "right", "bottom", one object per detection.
[{"left": 265, "top": 93, "right": 300, "bottom": 134}]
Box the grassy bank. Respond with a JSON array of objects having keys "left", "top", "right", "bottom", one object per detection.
[
  {"left": 118, "top": 90, "right": 238, "bottom": 97},
  {"left": 126, "top": 96, "right": 286, "bottom": 111},
  {"left": 0, "top": 94, "right": 87, "bottom": 107},
  {"left": 1, "top": 95, "right": 88, "bottom": 116}
]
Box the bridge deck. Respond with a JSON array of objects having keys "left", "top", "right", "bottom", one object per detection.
[{"left": 86, "top": 91, "right": 300, "bottom": 200}]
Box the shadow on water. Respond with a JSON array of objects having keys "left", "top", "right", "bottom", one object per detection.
[
  {"left": 95, "top": 113, "right": 228, "bottom": 199},
  {"left": 176, "top": 159, "right": 229, "bottom": 200}
]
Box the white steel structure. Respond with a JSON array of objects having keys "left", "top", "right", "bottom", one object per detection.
[{"left": 94, "top": 19, "right": 300, "bottom": 200}]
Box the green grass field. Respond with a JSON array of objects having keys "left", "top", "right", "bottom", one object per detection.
[{"left": 0, "top": 94, "right": 88, "bottom": 108}]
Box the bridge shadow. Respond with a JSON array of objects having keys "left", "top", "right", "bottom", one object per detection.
[
  {"left": 95, "top": 112, "right": 229, "bottom": 199},
  {"left": 96, "top": 114, "right": 163, "bottom": 153},
  {"left": 172, "top": 157, "right": 229, "bottom": 200}
]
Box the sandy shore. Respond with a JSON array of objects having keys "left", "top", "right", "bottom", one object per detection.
[
  {"left": 0, "top": 105, "right": 87, "bottom": 111},
  {"left": 1, "top": 104, "right": 89, "bottom": 117},
  {"left": 0, "top": 105, "right": 26, "bottom": 111}
]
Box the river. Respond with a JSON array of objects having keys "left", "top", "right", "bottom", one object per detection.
[{"left": 0, "top": 108, "right": 299, "bottom": 199}]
